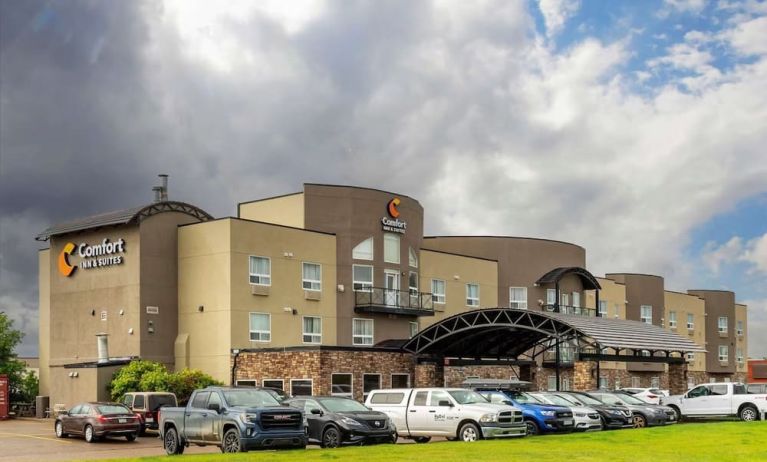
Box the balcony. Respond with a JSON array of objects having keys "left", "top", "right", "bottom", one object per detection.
[
  {"left": 543, "top": 305, "right": 598, "bottom": 317},
  {"left": 543, "top": 350, "right": 575, "bottom": 368},
  {"left": 354, "top": 288, "right": 435, "bottom": 317}
]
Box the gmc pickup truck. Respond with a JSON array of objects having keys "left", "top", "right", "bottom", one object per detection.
[
  {"left": 365, "top": 388, "right": 526, "bottom": 442},
  {"left": 660, "top": 382, "right": 767, "bottom": 421},
  {"left": 158, "top": 387, "right": 306, "bottom": 454}
]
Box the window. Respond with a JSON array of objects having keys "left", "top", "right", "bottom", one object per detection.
[
  {"left": 409, "top": 322, "right": 418, "bottom": 338},
  {"left": 331, "top": 374, "right": 352, "bottom": 398},
  {"left": 561, "top": 378, "right": 570, "bottom": 391},
  {"left": 384, "top": 233, "right": 400, "bottom": 263},
  {"left": 208, "top": 392, "right": 221, "bottom": 410},
  {"left": 687, "top": 313, "right": 694, "bottom": 330},
  {"left": 392, "top": 374, "right": 409, "bottom": 388},
  {"left": 737, "top": 348, "right": 744, "bottom": 364},
  {"left": 572, "top": 292, "right": 580, "bottom": 308},
  {"left": 598, "top": 301, "right": 608, "bottom": 317},
  {"left": 249, "top": 256, "right": 271, "bottom": 285},
  {"left": 409, "top": 247, "right": 418, "bottom": 268},
  {"left": 409, "top": 272, "right": 418, "bottom": 296},
  {"left": 302, "top": 263, "right": 321, "bottom": 291},
  {"left": 432, "top": 279, "right": 446, "bottom": 304},
  {"left": 547, "top": 376, "right": 557, "bottom": 391},
  {"left": 363, "top": 374, "right": 381, "bottom": 400},
  {"left": 353, "top": 265, "right": 373, "bottom": 291},
  {"left": 718, "top": 316, "right": 728, "bottom": 334},
  {"left": 134, "top": 395, "right": 145, "bottom": 409},
  {"left": 710, "top": 385, "right": 728, "bottom": 395},
  {"left": 291, "top": 379, "right": 313, "bottom": 396},
  {"left": 236, "top": 380, "right": 257, "bottom": 387},
  {"left": 615, "top": 378, "right": 622, "bottom": 390},
  {"left": 668, "top": 311, "right": 677, "bottom": 328},
  {"left": 599, "top": 377, "right": 608, "bottom": 389},
  {"left": 651, "top": 377, "right": 660, "bottom": 389},
  {"left": 546, "top": 289, "right": 556, "bottom": 305},
  {"left": 631, "top": 376, "right": 641, "bottom": 388},
  {"left": 560, "top": 293, "right": 569, "bottom": 308},
  {"left": 352, "top": 237, "right": 374, "bottom": 260},
  {"left": 192, "top": 392, "right": 210, "bottom": 409},
  {"left": 249, "top": 313, "right": 271, "bottom": 342},
  {"left": 262, "top": 379, "right": 284, "bottom": 390},
  {"left": 466, "top": 284, "right": 479, "bottom": 307},
  {"left": 640, "top": 305, "right": 652, "bottom": 324},
  {"left": 737, "top": 320, "right": 744, "bottom": 336},
  {"left": 686, "top": 352, "right": 695, "bottom": 361},
  {"left": 509, "top": 287, "right": 528, "bottom": 309},
  {"left": 353, "top": 318, "right": 374, "bottom": 345},
  {"left": 614, "top": 303, "right": 621, "bottom": 318},
  {"left": 371, "top": 392, "right": 406, "bottom": 404},
  {"left": 413, "top": 391, "right": 428, "bottom": 406},
  {"left": 718, "top": 345, "right": 728, "bottom": 362},
  {"left": 302, "top": 316, "right": 322, "bottom": 344},
  {"left": 430, "top": 390, "right": 451, "bottom": 406}
]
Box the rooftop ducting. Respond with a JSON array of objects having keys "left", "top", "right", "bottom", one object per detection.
[{"left": 153, "top": 174, "right": 169, "bottom": 202}]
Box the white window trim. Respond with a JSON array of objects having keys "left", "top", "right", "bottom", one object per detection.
[
  {"left": 466, "top": 283, "right": 480, "bottom": 307},
  {"left": 302, "top": 316, "right": 322, "bottom": 345},
  {"left": 409, "top": 321, "right": 418, "bottom": 338},
  {"left": 301, "top": 262, "right": 322, "bottom": 291},
  {"left": 409, "top": 247, "right": 418, "bottom": 268},
  {"left": 736, "top": 349, "right": 744, "bottom": 364},
  {"left": 718, "top": 316, "right": 728, "bottom": 333},
  {"left": 290, "top": 378, "right": 313, "bottom": 396},
  {"left": 330, "top": 373, "right": 353, "bottom": 398},
  {"left": 431, "top": 279, "right": 446, "bottom": 304},
  {"left": 718, "top": 346, "right": 728, "bottom": 362},
  {"left": 391, "top": 373, "right": 410, "bottom": 388},
  {"left": 572, "top": 292, "right": 581, "bottom": 308},
  {"left": 352, "top": 264, "right": 374, "bottom": 292},
  {"left": 352, "top": 318, "right": 374, "bottom": 346},
  {"left": 248, "top": 255, "right": 272, "bottom": 286},
  {"left": 249, "top": 312, "right": 271, "bottom": 342},
  {"left": 352, "top": 237, "right": 374, "bottom": 261},
  {"left": 668, "top": 311, "right": 677, "bottom": 328},
  {"left": 640, "top": 305, "right": 652, "bottom": 324},
  {"left": 383, "top": 233, "right": 401, "bottom": 264},
  {"left": 598, "top": 301, "right": 608, "bottom": 317},
  {"left": 509, "top": 287, "right": 528, "bottom": 310},
  {"left": 236, "top": 379, "right": 257, "bottom": 387},
  {"left": 409, "top": 271, "right": 419, "bottom": 294},
  {"left": 261, "top": 379, "right": 284, "bottom": 390},
  {"left": 687, "top": 314, "right": 695, "bottom": 330},
  {"left": 363, "top": 373, "right": 382, "bottom": 398},
  {"left": 737, "top": 321, "right": 744, "bottom": 336}
]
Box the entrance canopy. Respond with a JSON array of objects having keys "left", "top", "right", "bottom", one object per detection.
[{"left": 402, "top": 308, "right": 704, "bottom": 361}]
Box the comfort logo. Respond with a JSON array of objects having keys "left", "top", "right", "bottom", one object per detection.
[
  {"left": 387, "top": 198, "right": 401, "bottom": 218},
  {"left": 58, "top": 242, "right": 76, "bottom": 277}
]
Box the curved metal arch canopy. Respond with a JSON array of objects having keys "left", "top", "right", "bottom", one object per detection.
[{"left": 536, "top": 266, "right": 602, "bottom": 291}]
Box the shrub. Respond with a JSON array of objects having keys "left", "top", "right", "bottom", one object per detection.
[{"left": 109, "top": 360, "right": 222, "bottom": 404}]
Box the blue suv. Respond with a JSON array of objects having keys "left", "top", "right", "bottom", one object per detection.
[{"left": 478, "top": 390, "right": 575, "bottom": 435}]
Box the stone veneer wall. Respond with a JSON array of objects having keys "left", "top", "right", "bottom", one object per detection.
[{"left": 444, "top": 365, "right": 520, "bottom": 387}]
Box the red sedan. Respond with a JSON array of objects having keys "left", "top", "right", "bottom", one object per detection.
[{"left": 55, "top": 402, "right": 141, "bottom": 443}]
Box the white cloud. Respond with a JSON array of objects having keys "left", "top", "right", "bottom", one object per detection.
[
  {"left": 725, "top": 15, "right": 767, "bottom": 55},
  {"left": 664, "top": 0, "right": 707, "bottom": 14},
  {"left": 701, "top": 233, "right": 767, "bottom": 275},
  {"left": 538, "top": 0, "right": 581, "bottom": 38}
]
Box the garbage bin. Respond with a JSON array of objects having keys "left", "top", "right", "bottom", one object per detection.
[{"left": 36, "top": 396, "right": 49, "bottom": 419}]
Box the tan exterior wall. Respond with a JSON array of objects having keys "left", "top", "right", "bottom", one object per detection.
[
  {"left": 38, "top": 249, "right": 51, "bottom": 396},
  {"left": 48, "top": 365, "right": 123, "bottom": 409},
  {"left": 238, "top": 193, "right": 305, "bottom": 229},
  {"left": 586, "top": 278, "right": 628, "bottom": 371},
  {"left": 419, "top": 250, "right": 498, "bottom": 329},
  {"left": 664, "top": 291, "right": 706, "bottom": 372},
  {"left": 48, "top": 226, "right": 142, "bottom": 365},
  {"left": 735, "top": 303, "right": 747, "bottom": 372}
]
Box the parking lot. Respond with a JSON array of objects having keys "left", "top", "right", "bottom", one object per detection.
[{"left": 0, "top": 419, "right": 220, "bottom": 461}]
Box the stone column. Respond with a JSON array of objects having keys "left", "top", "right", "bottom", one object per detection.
[
  {"left": 415, "top": 360, "right": 445, "bottom": 388},
  {"left": 668, "top": 362, "right": 688, "bottom": 395},
  {"left": 573, "top": 361, "right": 596, "bottom": 391}
]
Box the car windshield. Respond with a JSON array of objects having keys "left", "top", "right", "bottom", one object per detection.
[
  {"left": 317, "top": 398, "right": 370, "bottom": 413},
  {"left": 510, "top": 392, "right": 541, "bottom": 404},
  {"left": 97, "top": 405, "right": 131, "bottom": 415},
  {"left": 223, "top": 390, "right": 281, "bottom": 407},
  {"left": 568, "top": 393, "right": 602, "bottom": 406},
  {"left": 448, "top": 390, "right": 489, "bottom": 405},
  {"left": 538, "top": 394, "right": 574, "bottom": 407},
  {"left": 613, "top": 393, "right": 647, "bottom": 405}
]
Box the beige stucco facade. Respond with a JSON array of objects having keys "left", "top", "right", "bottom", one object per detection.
[
  {"left": 585, "top": 278, "right": 628, "bottom": 371},
  {"left": 238, "top": 193, "right": 305, "bottom": 229},
  {"left": 38, "top": 249, "right": 51, "bottom": 396},
  {"left": 736, "top": 303, "right": 747, "bottom": 373},
  {"left": 664, "top": 291, "right": 706, "bottom": 372}
]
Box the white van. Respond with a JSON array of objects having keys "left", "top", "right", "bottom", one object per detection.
[{"left": 365, "top": 388, "right": 526, "bottom": 442}]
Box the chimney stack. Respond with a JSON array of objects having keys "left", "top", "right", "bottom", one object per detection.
[
  {"left": 152, "top": 186, "right": 163, "bottom": 203},
  {"left": 159, "top": 174, "right": 169, "bottom": 201}
]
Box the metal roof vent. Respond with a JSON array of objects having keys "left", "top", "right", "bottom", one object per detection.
[{"left": 153, "top": 174, "right": 169, "bottom": 202}]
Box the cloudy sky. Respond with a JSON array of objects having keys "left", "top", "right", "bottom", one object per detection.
[{"left": 1, "top": 0, "right": 766, "bottom": 358}]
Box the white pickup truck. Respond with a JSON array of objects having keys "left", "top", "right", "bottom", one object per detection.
[
  {"left": 365, "top": 388, "right": 526, "bottom": 442},
  {"left": 661, "top": 382, "right": 767, "bottom": 421}
]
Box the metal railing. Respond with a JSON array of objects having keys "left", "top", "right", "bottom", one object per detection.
[
  {"left": 354, "top": 287, "right": 434, "bottom": 314},
  {"left": 543, "top": 304, "right": 597, "bottom": 317}
]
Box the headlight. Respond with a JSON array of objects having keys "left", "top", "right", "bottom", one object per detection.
[
  {"left": 610, "top": 410, "right": 623, "bottom": 416},
  {"left": 340, "top": 417, "right": 364, "bottom": 427},
  {"left": 479, "top": 413, "right": 498, "bottom": 423},
  {"left": 540, "top": 410, "right": 556, "bottom": 417},
  {"left": 575, "top": 412, "right": 587, "bottom": 417},
  {"left": 239, "top": 413, "right": 258, "bottom": 424}
]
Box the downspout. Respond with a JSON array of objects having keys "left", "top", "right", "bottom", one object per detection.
[{"left": 231, "top": 349, "right": 241, "bottom": 386}]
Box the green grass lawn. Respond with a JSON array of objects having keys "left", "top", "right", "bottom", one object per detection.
[{"left": 106, "top": 422, "right": 765, "bottom": 462}]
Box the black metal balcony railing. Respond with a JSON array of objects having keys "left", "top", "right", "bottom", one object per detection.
[
  {"left": 543, "top": 350, "right": 575, "bottom": 365},
  {"left": 543, "top": 304, "right": 597, "bottom": 317},
  {"left": 354, "top": 287, "right": 435, "bottom": 316}
]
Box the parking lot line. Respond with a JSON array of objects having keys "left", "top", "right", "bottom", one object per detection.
[{"left": 0, "top": 432, "right": 74, "bottom": 444}]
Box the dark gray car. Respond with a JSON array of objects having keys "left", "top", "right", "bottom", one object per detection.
[{"left": 586, "top": 391, "right": 677, "bottom": 428}]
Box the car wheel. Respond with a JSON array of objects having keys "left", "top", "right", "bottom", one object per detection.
[
  {"left": 55, "top": 421, "right": 67, "bottom": 438},
  {"left": 390, "top": 432, "right": 398, "bottom": 444},
  {"left": 164, "top": 427, "right": 184, "bottom": 455},
  {"left": 632, "top": 414, "right": 647, "bottom": 428},
  {"left": 125, "top": 433, "right": 137, "bottom": 442},
  {"left": 84, "top": 425, "right": 96, "bottom": 443},
  {"left": 458, "top": 422, "right": 480, "bottom": 442},
  {"left": 138, "top": 424, "right": 146, "bottom": 436},
  {"left": 413, "top": 436, "right": 431, "bottom": 443},
  {"left": 740, "top": 405, "right": 759, "bottom": 422},
  {"left": 321, "top": 426, "right": 341, "bottom": 448},
  {"left": 669, "top": 406, "right": 682, "bottom": 422},
  {"left": 222, "top": 428, "right": 243, "bottom": 453},
  {"left": 525, "top": 420, "right": 540, "bottom": 436}
]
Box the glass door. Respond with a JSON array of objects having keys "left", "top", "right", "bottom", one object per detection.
[{"left": 384, "top": 270, "right": 400, "bottom": 307}]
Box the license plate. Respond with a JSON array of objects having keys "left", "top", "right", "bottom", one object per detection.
[
  {"left": 563, "top": 419, "right": 573, "bottom": 426},
  {"left": 145, "top": 417, "right": 154, "bottom": 422},
  {"left": 118, "top": 418, "right": 127, "bottom": 423}
]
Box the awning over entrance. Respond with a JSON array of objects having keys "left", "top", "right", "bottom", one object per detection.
[
  {"left": 536, "top": 267, "right": 601, "bottom": 290},
  {"left": 402, "top": 308, "right": 704, "bottom": 360}
]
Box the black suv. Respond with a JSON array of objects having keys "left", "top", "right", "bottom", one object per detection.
[{"left": 552, "top": 392, "right": 633, "bottom": 429}]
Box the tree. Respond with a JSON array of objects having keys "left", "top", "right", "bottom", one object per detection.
[
  {"left": 109, "top": 360, "right": 168, "bottom": 400},
  {"left": 109, "top": 359, "right": 222, "bottom": 404},
  {"left": 0, "top": 312, "right": 29, "bottom": 402}
]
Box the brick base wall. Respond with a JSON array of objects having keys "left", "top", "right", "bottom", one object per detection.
[{"left": 444, "top": 365, "right": 520, "bottom": 387}]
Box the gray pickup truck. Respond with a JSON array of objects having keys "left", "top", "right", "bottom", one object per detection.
[{"left": 158, "top": 387, "right": 306, "bottom": 454}]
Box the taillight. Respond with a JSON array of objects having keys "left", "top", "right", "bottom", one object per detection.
[
  {"left": 97, "top": 415, "right": 108, "bottom": 423},
  {"left": 647, "top": 394, "right": 657, "bottom": 399}
]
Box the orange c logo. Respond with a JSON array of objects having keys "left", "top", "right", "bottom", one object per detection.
[
  {"left": 387, "top": 198, "right": 401, "bottom": 218},
  {"left": 58, "top": 242, "right": 76, "bottom": 277}
]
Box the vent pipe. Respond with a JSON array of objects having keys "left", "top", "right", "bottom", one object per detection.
[
  {"left": 152, "top": 186, "right": 163, "bottom": 203},
  {"left": 159, "top": 174, "right": 169, "bottom": 201},
  {"left": 96, "top": 333, "right": 109, "bottom": 363}
]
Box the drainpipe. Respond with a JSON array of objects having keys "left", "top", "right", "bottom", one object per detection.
[
  {"left": 231, "top": 349, "right": 241, "bottom": 386},
  {"left": 555, "top": 281, "right": 561, "bottom": 391}
]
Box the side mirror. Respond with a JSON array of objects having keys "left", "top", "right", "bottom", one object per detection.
[
  {"left": 438, "top": 400, "right": 453, "bottom": 407},
  {"left": 310, "top": 408, "right": 322, "bottom": 415},
  {"left": 504, "top": 400, "right": 514, "bottom": 406},
  {"left": 59, "top": 411, "right": 69, "bottom": 416},
  {"left": 208, "top": 403, "right": 221, "bottom": 413}
]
